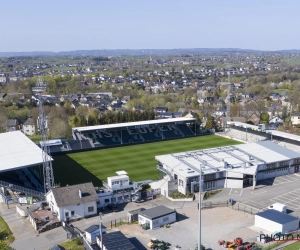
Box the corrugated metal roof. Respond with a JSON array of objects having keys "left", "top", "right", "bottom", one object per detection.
[{"left": 256, "top": 210, "right": 299, "bottom": 224}]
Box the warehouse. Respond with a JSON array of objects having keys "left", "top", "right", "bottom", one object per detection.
[
  {"left": 155, "top": 140, "right": 300, "bottom": 195},
  {"left": 138, "top": 205, "right": 176, "bottom": 230},
  {"left": 255, "top": 210, "right": 299, "bottom": 233}
]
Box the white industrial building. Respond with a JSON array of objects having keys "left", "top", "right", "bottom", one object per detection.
[
  {"left": 155, "top": 141, "right": 300, "bottom": 195},
  {"left": 138, "top": 205, "right": 176, "bottom": 229},
  {"left": 255, "top": 210, "right": 299, "bottom": 233}
]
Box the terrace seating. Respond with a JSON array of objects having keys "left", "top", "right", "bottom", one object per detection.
[
  {"left": 177, "top": 123, "right": 195, "bottom": 136},
  {"left": 159, "top": 125, "right": 182, "bottom": 139},
  {"left": 68, "top": 139, "right": 93, "bottom": 150}
]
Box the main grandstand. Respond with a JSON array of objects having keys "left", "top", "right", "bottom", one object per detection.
[
  {"left": 0, "top": 131, "right": 48, "bottom": 202},
  {"left": 71, "top": 118, "right": 197, "bottom": 148}
]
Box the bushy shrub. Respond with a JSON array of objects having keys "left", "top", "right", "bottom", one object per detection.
[{"left": 169, "top": 191, "right": 193, "bottom": 199}]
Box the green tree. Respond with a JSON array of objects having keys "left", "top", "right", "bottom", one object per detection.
[
  {"left": 205, "top": 115, "right": 215, "bottom": 129},
  {"left": 260, "top": 112, "right": 269, "bottom": 124}
]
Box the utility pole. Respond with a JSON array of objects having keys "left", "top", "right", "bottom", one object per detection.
[
  {"left": 99, "top": 212, "right": 103, "bottom": 250},
  {"left": 198, "top": 164, "right": 202, "bottom": 250}
]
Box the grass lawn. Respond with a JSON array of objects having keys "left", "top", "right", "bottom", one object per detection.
[
  {"left": 59, "top": 238, "right": 85, "bottom": 250},
  {"left": 0, "top": 216, "right": 15, "bottom": 245},
  {"left": 271, "top": 89, "right": 291, "bottom": 94},
  {"left": 52, "top": 135, "right": 241, "bottom": 187},
  {"left": 282, "top": 240, "right": 300, "bottom": 249},
  {"left": 28, "top": 135, "right": 41, "bottom": 144}
]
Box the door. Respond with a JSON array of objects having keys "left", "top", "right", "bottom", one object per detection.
[{"left": 295, "top": 166, "right": 299, "bottom": 173}]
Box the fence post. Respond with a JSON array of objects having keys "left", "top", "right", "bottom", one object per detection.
[
  {"left": 115, "top": 219, "right": 116, "bottom": 227},
  {"left": 111, "top": 220, "right": 112, "bottom": 229}
]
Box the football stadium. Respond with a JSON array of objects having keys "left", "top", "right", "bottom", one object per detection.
[{"left": 2, "top": 118, "right": 300, "bottom": 202}]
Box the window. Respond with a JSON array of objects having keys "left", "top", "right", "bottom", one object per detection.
[
  {"left": 163, "top": 216, "right": 169, "bottom": 222},
  {"left": 65, "top": 212, "right": 69, "bottom": 217},
  {"left": 88, "top": 206, "right": 94, "bottom": 212},
  {"left": 204, "top": 174, "right": 216, "bottom": 181},
  {"left": 105, "top": 199, "right": 109, "bottom": 203},
  {"left": 71, "top": 211, "right": 75, "bottom": 216},
  {"left": 266, "top": 163, "right": 276, "bottom": 169}
]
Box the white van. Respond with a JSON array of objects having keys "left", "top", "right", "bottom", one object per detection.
[{"left": 268, "top": 203, "right": 287, "bottom": 213}]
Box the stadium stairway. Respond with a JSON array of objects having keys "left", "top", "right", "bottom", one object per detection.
[
  {"left": 177, "top": 123, "right": 195, "bottom": 136},
  {"left": 22, "top": 168, "right": 44, "bottom": 193}
]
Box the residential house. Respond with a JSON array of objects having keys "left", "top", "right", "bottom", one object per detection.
[
  {"left": 269, "top": 93, "right": 281, "bottom": 101},
  {"left": 241, "top": 92, "right": 253, "bottom": 99},
  {"left": 23, "top": 117, "right": 36, "bottom": 136},
  {"left": 121, "top": 96, "right": 130, "bottom": 104},
  {"left": 214, "top": 107, "right": 226, "bottom": 117},
  {"left": 45, "top": 182, "right": 98, "bottom": 222},
  {"left": 6, "top": 119, "right": 20, "bottom": 132},
  {"left": 154, "top": 106, "right": 168, "bottom": 113},
  {"left": 269, "top": 116, "right": 283, "bottom": 125},
  {"left": 213, "top": 99, "right": 225, "bottom": 107},
  {"left": 247, "top": 113, "right": 260, "bottom": 125},
  {"left": 291, "top": 111, "right": 300, "bottom": 126}
]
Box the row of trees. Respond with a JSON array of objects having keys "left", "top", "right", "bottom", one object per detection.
[{"left": 70, "top": 110, "right": 156, "bottom": 127}]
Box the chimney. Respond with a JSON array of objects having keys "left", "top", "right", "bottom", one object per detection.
[{"left": 79, "top": 189, "right": 82, "bottom": 198}]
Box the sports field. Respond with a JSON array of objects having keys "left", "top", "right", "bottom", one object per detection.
[{"left": 52, "top": 135, "right": 241, "bottom": 187}]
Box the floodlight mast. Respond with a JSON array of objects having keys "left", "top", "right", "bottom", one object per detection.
[
  {"left": 225, "top": 64, "right": 232, "bottom": 129},
  {"left": 32, "top": 78, "right": 54, "bottom": 193}
]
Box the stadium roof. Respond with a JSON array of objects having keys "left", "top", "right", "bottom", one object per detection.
[
  {"left": 72, "top": 118, "right": 196, "bottom": 132},
  {"left": 265, "top": 129, "right": 300, "bottom": 142},
  {"left": 229, "top": 120, "right": 300, "bottom": 142},
  {"left": 0, "top": 131, "right": 52, "bottom": 172},
  {"left": 155, "top": 141, "right": 300, "bottom": 177}
]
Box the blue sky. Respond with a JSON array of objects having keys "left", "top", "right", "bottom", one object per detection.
[{"left": 1, "top": 0, "right": 299, "bottom": 52}]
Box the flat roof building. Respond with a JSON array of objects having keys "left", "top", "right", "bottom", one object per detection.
[
  {"left": 155, "top": 141, "right": 300, "bottom": 195},
  {"left": 255, "top": 210, "right": 299, "bottom": 233}
]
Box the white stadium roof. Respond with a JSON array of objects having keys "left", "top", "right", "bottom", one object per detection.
[
  {"left": 73, "top": 118, "right": 196, "bottom": 132},
  {"left": 0, "top": 131, "right": 52, "bottom": 172}
]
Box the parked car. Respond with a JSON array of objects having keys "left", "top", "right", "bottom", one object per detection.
[{"left": 107, "top": 204, "right": 119, "bottom": 212}]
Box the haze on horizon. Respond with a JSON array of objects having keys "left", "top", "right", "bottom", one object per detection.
[{"left": 1, "top": 0, "right": 299, "bottom": 52}]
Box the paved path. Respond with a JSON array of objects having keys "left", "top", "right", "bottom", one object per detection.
[
  {"left": 0, "top": 196, "right": 198, "bottom": 250},
  {"left": 0, "top": 203, "right": 67, "bottom": 250}
]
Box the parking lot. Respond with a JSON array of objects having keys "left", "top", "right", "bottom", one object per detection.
[
  {"left": 206, "top": 173, "right": 300, "bottom": 216},
  {"left": 119, "top": 206, "right": 257, "bottom": 250}
]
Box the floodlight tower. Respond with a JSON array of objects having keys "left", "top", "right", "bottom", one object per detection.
[
  {"left": 225, "top": 64, "right": 232, "bottom": 128},
  {"left": 32, "top": 78, "right": 55, "bottom": 193}
]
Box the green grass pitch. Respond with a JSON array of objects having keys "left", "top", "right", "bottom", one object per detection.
[{"left": 52, "top": 135, "right": 241, "bottom": 187}]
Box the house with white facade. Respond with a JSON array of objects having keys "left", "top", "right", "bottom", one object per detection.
[
  {"left": 291, "top": 111, "right": 300, "bottom": 126},
  {"left": 45, "top": 182, "right": 98, "bottom": 222},
  {"left": 23, "top": 117, "right": 36, "bottom": 136}
]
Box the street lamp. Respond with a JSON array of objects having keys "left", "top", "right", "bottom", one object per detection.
[{"left": 198, "top": 164, "right": 203, "bottom": 250}]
